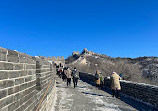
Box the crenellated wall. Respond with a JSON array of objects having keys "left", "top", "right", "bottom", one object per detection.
[
  {"left": 79, "top": 72, "right": 158, "bottom": 109},
  {"left": 0, "top": 47, "right": 56, "bottom": 111}
]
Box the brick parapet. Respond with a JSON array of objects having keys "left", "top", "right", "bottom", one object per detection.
[
  {"left": 0, "top": 47, "right": 56, "bottom": 111},
  {"left": 79, "top": 72, "right": 158, "bottom": 108}
]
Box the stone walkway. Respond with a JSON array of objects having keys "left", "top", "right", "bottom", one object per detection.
[{"left": 51, "top": 77, "right": 142, "bottom": 111}]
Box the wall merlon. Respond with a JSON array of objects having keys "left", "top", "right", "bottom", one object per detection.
[
  {"left": 7, "top": 49, "right": 19, "bottom": 63},
  {"left": 0, "top": 47, "right": 8, "bottom": 61}
]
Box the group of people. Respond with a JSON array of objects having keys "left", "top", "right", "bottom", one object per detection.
[
  {"left": 94, "top": 70, "right": 122, "bottom": 99},
  {"left": 56, "top": 65, "right": 122, "bottom": 99},
  {"left": 56, "top": 66, "right": 79, "bottom": 88}
]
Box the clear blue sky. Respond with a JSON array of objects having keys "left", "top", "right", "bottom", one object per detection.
[{"left": 0, "top": 0, "right": 158, "bottom": 58}]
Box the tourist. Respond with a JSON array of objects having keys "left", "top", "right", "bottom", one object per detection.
[
  {"left": 95, "top": 70, "right": 101, "bottom": 89},
  {"left": 72, "top": 67, "right": 79, "bottom": 88},
  {"left": 59, "top": 66, "right": 63, "bottom": 78},
  {"left": 56, "top": 65, "right": 59, "bottom": 76},
  {"left": 100, "top": 72, "right": 104, "bottom": 89},
  {"left": 111, "top": 72, "right": 121, "bottom": 99},
  {"left": 66, "top": 67, "right": 72, "bottom": 86},
  {"left": 62, "top": 67, "right": 67, "bottom": 82}
]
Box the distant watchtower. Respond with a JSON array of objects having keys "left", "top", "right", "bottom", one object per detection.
[
  {"left": 72, "top": 51, "right": 80, "bottom": 56},
  {"left": 52, "top": 56, "right": 65, "bottom": 67},
  {"left": 84, "top": 48, "right": 88, "bottom": 51}
]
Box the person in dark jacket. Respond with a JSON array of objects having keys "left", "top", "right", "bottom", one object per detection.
[
  {"left": 72, "top": 67, "right": 79, "bottom": 88},
  {"left": 62, "top": 67, "right": 67, "bottom": 82}
]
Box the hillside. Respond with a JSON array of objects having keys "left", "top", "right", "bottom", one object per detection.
[{"left": 66, "top": 49, "right": 158, "bottom": 85}]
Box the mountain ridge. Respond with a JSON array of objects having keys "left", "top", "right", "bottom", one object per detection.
[{"left": 66, "top": 49, "right": 158, "bottom": 85}]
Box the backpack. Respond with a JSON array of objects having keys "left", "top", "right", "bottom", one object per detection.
[
  {"left": 73, "top": 70, "right": 79, "bottom": 78},
  {"left": 95, "top": 74, "right": 99, "bottom": 80},
  {"left": 74, "top": 73, "right": 79, "bottom": 78},
  {"left": 59, "top": 69, "right": 62, "bottom": 73}
]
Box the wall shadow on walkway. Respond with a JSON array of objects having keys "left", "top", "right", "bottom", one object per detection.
[
  {"left": 80, "top": 78, "right": 158, "bottom": 111},
  {"left": 81, "top": 92, "right": 105, "bottom": 97}
]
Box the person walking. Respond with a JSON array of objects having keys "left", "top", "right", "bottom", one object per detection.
[
  {"left": 62, "top": 67, "right": 67, "bottom": 82},
  {"left": 56, "top": 65, "right": 59, "bottom": 76},
  {"left": 72, "top": 67, "right": 79, "bottom": 88},
  {"left": 95, "top": 70, "right": 101, "bottom": 89},
  {"left": 111, "top": 72, "right": 121, "bottom": 99},
  {"left": 58, "top": 67, "right": 63, "bottom": 78},
  {"left": 66, "top": 67, "right": 72, "bottom": 86}
]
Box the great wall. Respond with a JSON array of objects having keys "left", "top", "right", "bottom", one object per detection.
[{"left": 0, "top": 47, "right": 158, "bottom": 111}]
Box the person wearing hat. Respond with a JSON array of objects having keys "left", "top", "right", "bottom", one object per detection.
[{"left": 111, "top": 72, "right": 121, "bottom": 98}]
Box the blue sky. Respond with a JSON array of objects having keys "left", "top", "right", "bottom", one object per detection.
[{"left": 0, "top": 0, "right": 158, "bottom": 58}]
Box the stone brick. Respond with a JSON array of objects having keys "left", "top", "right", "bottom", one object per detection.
[
  {"left": 25, "top": 76, "right": 32, "bottom": 82},
  {"left": 0, "top": 71, "right": 8, "bottom": 80},
  {"left": 27, "top": 57, "right": 36, "bottom": 64},
  {"left": 42, "top": 65, "right": 50, "bottom": 68},
  {"left": 15, "top": 78, "right": 24, "bottom": 85},
  {"left": 0, "top": 80, "right": 14, "bottom": 89},
  {"left": 8, "top": 101, "right": 20, "bottom": 111},
  {"left": 14, "top": 64, "right": 24, "bottom": 70},
  {"left": 0, "top": 106, "right": 8, "bottom": 111},
  {"left": 0, "top": 89, "right": 7, "bottom": 99},
  {"left": 19, "top": 83, "right": 28, "bottom": 91},
  {"left": 39, "top": 69, "right": 50, "bottom": 73},
  {"left": 20, "top": 95, "right": 29, "bottom": 106},
  {"left": 0, "top": 47, "right": 7, "bottom": 61},
  {"left": 25, "top": 102, "right": 34, "bottom": 111},
  {"left": 26, "top": 70, "right": 36, "bottom": 75},
  {"left": 0, "top": 62, "right": 13, "bottom": 70},
  {"left": 23, "top": 86, "right": 35, "bottom": 96},
  {"left": 19, "top": 52, "right": 28, "bottom": 63},
  {"left": 14, "top": 92, "right": 22, "bottom": 101},
  {"left": 7, "top": 49, "right": 19, "bottom": 63},
  {"left": 26, "top": 64, "right": 36, "bottom": 69},
  {"left": 19, "top": 71, "right": 27, "bottom": 77},
  {"left": 0, "top": 95, "right": 14, "bottom": 109},
  {"left": 27, "top": 81, "right": 35, "bottom": 87},
  {"left": 8, "top": 71, "right": 20, "bottom": 79},
  {"left": 15, "top": 107, "right": 21, "bottom": 111},
  {"left": 8, "top": 86, "right": 19, "bottom": 95},
  {"left": 19, "top": 91, "right": 35, "bottom": 107}
]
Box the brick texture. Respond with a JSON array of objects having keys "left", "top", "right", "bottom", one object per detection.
[{"left": 0, "top": 47, "right": 57, "bottom": 111}]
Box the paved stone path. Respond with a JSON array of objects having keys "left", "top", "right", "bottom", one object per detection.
[{"left": 51, "top": 77, "right": 142, "bottom": 111}]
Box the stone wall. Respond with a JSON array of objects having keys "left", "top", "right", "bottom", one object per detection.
[
  {"left": 79, "top": 72, "right": 158, "bottom": 108},
  {"left": 0, "top": 47, "right": 56, "bottom": 111}
]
